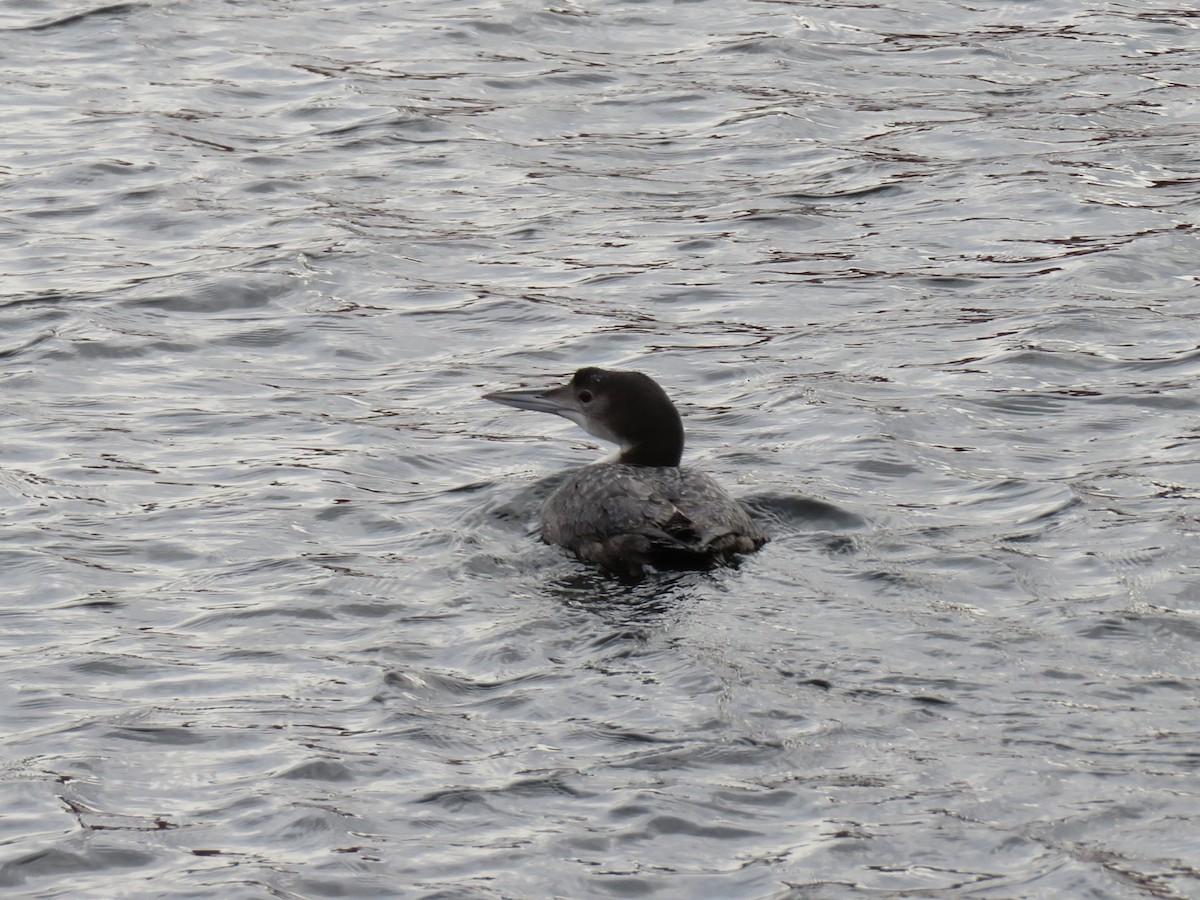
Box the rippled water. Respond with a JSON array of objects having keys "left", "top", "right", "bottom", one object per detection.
[{"left": 2, "top": 0, "right": 1199, "bottom": 896}]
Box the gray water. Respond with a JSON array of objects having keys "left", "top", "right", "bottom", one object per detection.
[{"left": 2, "top": 0, "right": 1198, "bottom": 897}]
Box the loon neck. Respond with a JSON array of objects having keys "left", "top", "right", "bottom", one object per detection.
[{"left": 614, "top": 429, "right": 684, "bottom": 468}]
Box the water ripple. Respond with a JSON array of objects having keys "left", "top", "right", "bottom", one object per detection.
[{"left": 1, "top": 0, "right": 1198, "bottom": 896}]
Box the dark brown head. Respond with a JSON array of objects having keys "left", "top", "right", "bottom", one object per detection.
[{"left": 483, "top": 367, "right": 685, "bottom": 467}]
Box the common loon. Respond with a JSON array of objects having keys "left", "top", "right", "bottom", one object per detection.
[{"left": 484, "top": 367, "right": 768, "bottom": 579}]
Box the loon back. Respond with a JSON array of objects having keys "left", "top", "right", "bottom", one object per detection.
[{"left": 543, "top": 464, "right": 768, "bottom": 579}]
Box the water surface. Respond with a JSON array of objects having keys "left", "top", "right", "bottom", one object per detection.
[{"left": 1, "top": 0, "right": 1198, "bottom": 897}]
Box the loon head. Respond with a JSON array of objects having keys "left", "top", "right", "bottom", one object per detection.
[{"left": 483, "top": 367, "right": 685, "bottom": 467}]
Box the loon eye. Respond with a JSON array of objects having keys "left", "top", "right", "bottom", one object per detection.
[{"left": 578, "top": 390, "right": 593, "bottom": 404}]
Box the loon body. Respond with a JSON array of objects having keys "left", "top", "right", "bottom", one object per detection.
[{"left": 484, "top": 367, "right": 768, "bottom": 578}]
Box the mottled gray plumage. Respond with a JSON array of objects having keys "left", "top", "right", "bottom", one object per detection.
[
  {"left": 542, "top": 464, "right": 768, "bottom": 579},
  {"left": 484, "top": 366, "right": 768, "bottom": 578}
]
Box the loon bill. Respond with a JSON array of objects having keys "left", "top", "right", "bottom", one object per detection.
[{"left": 484, "top": 366, "right": 768, "bottom": 579}]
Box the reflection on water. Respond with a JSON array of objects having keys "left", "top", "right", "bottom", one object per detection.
[{"left": 1, "top": 0, "right": 1198, "bottom": 896}]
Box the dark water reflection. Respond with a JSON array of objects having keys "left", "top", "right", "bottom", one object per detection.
[{"left": 2, "top": 0, "right": 1199, "bottom": 896}]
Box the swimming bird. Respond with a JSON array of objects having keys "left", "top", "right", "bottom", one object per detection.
[{"left": 484, "top": 367, "right": 768, "bottom": 579}]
